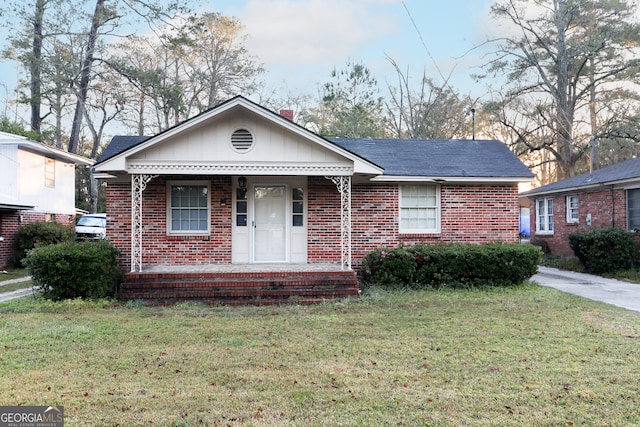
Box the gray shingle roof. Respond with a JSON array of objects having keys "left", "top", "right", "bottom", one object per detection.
[
  {"left": 97, "top": 135, "right": 150, "bottom": 163},
  {"left": 98, "top": 135, "right": 532, "bottom": 179},
  {"left": 329, "top": 138, "right": 534, "bottom": 178},
  {"left": 526, "top": 157, "right": 640, "bottom": 196}
]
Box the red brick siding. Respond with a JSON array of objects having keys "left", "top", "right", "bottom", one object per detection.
[
  {"left": 529, "top": 188, "right": 628, "bottom": 257},
  {"left": 0, "top": 211, "right": 74, "bottom": 268},
  {"left": 107, "top": 176, "right": 520, "bottom": 270},
  {"left": 349, "top": 182, "right": 520, "bottom": 267},
  {"left": 106, "top": 181, "right": 133, "bottom": 271},
  {"left": 106, "top": 176, "right": 232, "bottom": 271},
  {"left": 307, "top": 177, "right": 342, "bottom": 263}
]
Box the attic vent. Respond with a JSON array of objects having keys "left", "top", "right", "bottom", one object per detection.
[{"left": 231, "top": 128, "right": 254, "bottom": 152}]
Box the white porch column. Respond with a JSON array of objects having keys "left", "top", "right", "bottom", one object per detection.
[
  {"left": 131, "top": 174, "right": 157, "bottom": 272},
  {"left": 326, "top": 176, "right": 352, "bottom": 270}
]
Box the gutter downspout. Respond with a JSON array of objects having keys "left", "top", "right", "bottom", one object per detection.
[{"left": 611, "top": 186, "right": 615, "bottom": 228}]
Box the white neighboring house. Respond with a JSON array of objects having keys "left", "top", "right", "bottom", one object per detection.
[{"left": 0, "top": 131, "right": 94, "bottom": 268}]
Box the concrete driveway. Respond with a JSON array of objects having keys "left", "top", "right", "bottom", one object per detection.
[{"left": 532, "top": 266, "right": 640, "bottom": 313}]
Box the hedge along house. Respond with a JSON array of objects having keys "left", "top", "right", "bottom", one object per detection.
[
  {"left": 523, "top": 157, "right": 640, "bottom": 257},
  {"left": 94, "top": 96, "right": 534, "bottom": 304}
]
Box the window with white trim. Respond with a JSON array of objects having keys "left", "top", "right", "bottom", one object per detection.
[
  {"left": 628, "top": 189, "right": 640, "bottom": 231},
  {"left": 399, "top": 184, "right": 440, "bottom": 233},
  {"left": 566, "top": 195, "right": 578, "bottom": 223},
  {"left": 167, "top": 182, "right": 210, "bottom": 234},
  {"left": 536, "top": 198, "right": 554, "bottom": 233},
  {"left": 292, "top": 187, "right": 304, "bottom": 227},
  {"left": 45, "top": 157, "right": 55, "bottom": 188}
]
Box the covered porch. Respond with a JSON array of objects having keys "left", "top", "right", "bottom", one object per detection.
[{"left": 94, "top": 96, "right": 383, "bottom": 304}]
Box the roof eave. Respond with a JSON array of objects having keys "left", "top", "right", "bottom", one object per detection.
[
  {"left": 93, "top": 172, "right": 118, "bottom": 179},
  {"left": 0, "top": 203, "right": 35, "bottom": 211},
  {"left": 2, "top": 138, "right": 94, "bottom": 166},
  {"left": 370, "top": 175, "right": 534, "bottom": 183},
  {"left": 525, "top": 176, "right": 640, "bottom": 197}
]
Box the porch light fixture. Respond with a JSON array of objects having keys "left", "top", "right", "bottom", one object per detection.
[{"left": 238, "top": 176, "right": 247, "bottom": 189}]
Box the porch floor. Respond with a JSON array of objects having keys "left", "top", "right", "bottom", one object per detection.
[
  {"left": 119, "top": 263, "right": 360, "bottom": 306},
  {"left": 139, "top": 263, "right": 350, "bottom": 274}
]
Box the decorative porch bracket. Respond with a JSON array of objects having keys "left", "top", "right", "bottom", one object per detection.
[
  {"left": 131, "top": 174, "right": 157, "bottom": 272},
  {"left": 325, "top": 176, "right": 352, "bottom": 270}
]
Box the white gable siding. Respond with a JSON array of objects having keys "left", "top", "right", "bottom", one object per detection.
[
  {"left": 17, "top": 149, "right": 76, "bottom": 214},
  {"left": 132, "top": 114, "right": 347, "bottom": 165}
]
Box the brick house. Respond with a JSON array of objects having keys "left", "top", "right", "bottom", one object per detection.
[
  {"left": 524, "top": 157, "right": 640, "bottom": 257},
  {"left": 94, "top": 96, "right": 533, "bottom": 303},
  {"left": 0, "top": 132, "right": 94, "bottom": 268}
]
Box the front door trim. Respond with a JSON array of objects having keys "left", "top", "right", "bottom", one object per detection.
[{"left": 252, "top": 184, "right": 288, "bottom": 263}]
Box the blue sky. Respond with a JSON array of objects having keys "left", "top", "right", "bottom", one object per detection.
[{"left": 0, "top": 0, "right": 498, "bottom": 119}]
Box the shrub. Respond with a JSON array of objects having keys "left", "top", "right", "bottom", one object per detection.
[
  {"left": 361, "top": 243, "right": 541, "bottom": 290},
  {"left": 22, "top": 240, "right": 121, "bottom": 301},
  {"left": 361, "top": 247, "right": 417, "bottom": 289},
  {"left": 568, "top": 228, "right": 638, "bottom": 274},
  {"left": 14, "top": 221, "right": 75, "bottom": 261}
]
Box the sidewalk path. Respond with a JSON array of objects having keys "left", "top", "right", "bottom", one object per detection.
[
  {"left": 532, "top": 266, "right": 640, "bottom": 313},
  {"left": 0, "top": 276, "right": 33, "bottom": 303}
]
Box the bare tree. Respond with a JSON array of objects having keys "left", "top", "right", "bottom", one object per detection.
[
  {"left": 385, "top": 57, "right": 472, "bottom": 139},
  {"left": 2, "top": 0, "right": 79, "bottom": 137},
  {"left": 67, "top": 0, "right": 108, "bottom": 154},
  {"left": 107, "top": 12, "right": 264, "bottom": 134},
  {"left": 482, "top": 0, "right": 640, "bottom": 179},
  {"left": 185, "top": 13, "right": 264, "bottom": 111}
]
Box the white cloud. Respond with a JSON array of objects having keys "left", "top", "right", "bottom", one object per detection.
[{"left": 239, "top": 0, "right": 401, "bottom": 67}]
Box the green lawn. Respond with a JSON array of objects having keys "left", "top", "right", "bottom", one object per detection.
[{"left": 1, "top": 285, "right": 639, "bottom": 426}]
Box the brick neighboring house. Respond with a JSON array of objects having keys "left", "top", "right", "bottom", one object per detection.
[
  {"left": 0, "top": 132, "right": 94, "bottom": 268},
  {"left": 94, "top": 96, "right": 534, "bottom": 303},
  {"left": 523, "top": 157, "right": 640, "bottom": 257}
]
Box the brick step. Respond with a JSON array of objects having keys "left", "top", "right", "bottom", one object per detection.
[
  {"left": 120, "top": 278, "right": 356, "bottom": 290},
  {"left": 120, "top": 285, "right": 359, "bottom": 297},
  {"left": 117, "top": 269, "right": 360, "bottom": 305},
  {"left": 125, "top": 296, "right": 357, "bottom": 307},
  {"left": 118, "top": 288, "right": 359, "bottom": 306}
]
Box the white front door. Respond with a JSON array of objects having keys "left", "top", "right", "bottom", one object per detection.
[{"left": 253, "top": 185, "right": 287, "bottom": 262}]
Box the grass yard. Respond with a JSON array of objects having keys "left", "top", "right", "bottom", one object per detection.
[{"left": 1, "top": 284, "right": 640, "bottom": 426}]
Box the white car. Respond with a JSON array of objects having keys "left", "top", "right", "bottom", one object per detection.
[{"left": 75, "top": 213, "right": 107, "bottom": 240}]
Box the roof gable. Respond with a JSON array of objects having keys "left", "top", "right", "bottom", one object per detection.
[{"left": 95, "top": 96, "right": 381, "bottom": 176}]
